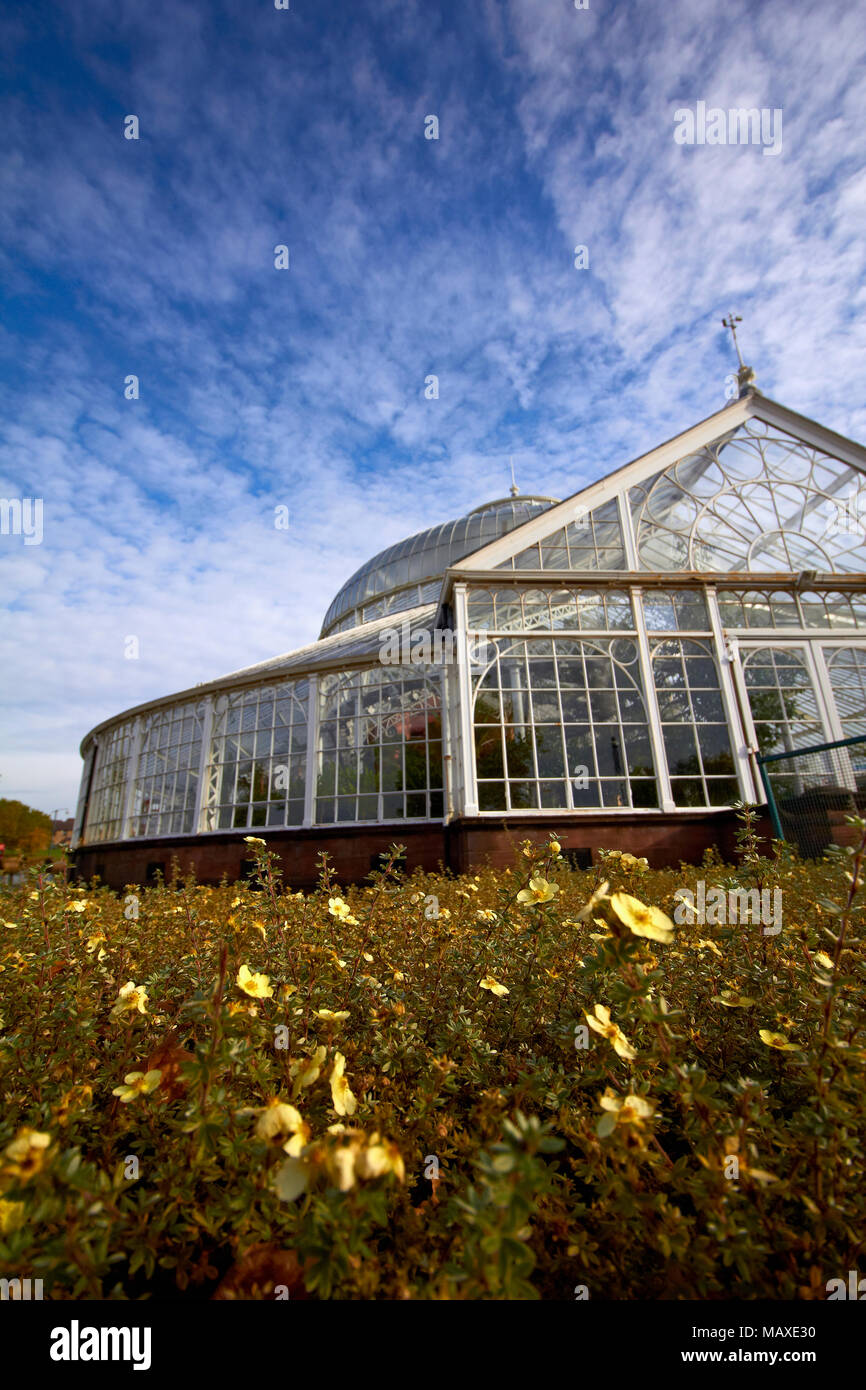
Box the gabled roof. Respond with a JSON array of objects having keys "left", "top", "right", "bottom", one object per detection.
[{"left": 438, "top": 391, "right": 866, "bottom": 589}]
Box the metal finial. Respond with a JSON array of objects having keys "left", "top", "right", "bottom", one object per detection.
[
  {"left": 722, "top": 311, "right": 745, "bottom": 367},
  {"left": 721, "top": 311, "right": 756, "bottom": 395},
  {"left": 509, "top": 456, "right": 519, "bottom": 497}
]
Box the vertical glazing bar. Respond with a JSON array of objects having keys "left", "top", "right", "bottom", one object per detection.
[
  {"left": 441, "top": 665, "right": 454, "bottom": 822},
  {"left": 705, "top": 588, "right": 757, "bottom": 804},
  {"left": 120, "top": 718, "right": 143, "bottom": 840},
  {"left": 617, "top": 491, "right": 639, "bottom": 570},
  {"left": 632, "top": 586, "right": 676, "bottom": 812},
  {"left": 193, "top": 696, "right": 214, "bottom": 833},
  {"left": 304, "top": 674, "right": 319, "bottom": 828},
  {"left": 454, "top": 583, "right": 478, "bottom": 816}
]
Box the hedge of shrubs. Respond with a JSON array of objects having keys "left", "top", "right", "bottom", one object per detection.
[{"left": 1, "top": 811, "right": 864, "bottom": 1299}]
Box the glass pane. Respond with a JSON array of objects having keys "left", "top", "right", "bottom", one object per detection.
[
  {"left": 664, "top": 725, "right": 700, "bottom": 775},
  {"left": 478, "top": 781, "right": 507, "bottom": 811},
  {"left": 509, "top": 781, "right": 539, "bottom": 809}
]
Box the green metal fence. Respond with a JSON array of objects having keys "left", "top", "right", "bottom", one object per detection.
[{"left": 757, "top": 734, "right": 866, "bottom": 858}]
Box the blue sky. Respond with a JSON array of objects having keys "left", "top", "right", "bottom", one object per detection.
[{"left": 2, "top": 0, "right": 865, "bottom": 817}]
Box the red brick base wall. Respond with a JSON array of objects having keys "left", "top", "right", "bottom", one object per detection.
[
  {"left": 449, "top": 811, "right": 750, "bottom": 875},
  {"left": 73, "top": 810, "right": 770, "bottom": 891}
]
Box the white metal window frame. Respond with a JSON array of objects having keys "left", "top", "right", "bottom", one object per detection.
[
  {"left": 734, "top": 638, "right": 852, "bottom": 744},
  {"left": 734, "top": 637, "right": 866, "bottom": 795},
  {"left": 469, "top": 629, "right": 658, "bottom": 814},
  {"left": 460, "top": 576, "right": 751, "bottom": 818},
  {"left": 311, "top": 666, "right": 445, "bottom": 828}
]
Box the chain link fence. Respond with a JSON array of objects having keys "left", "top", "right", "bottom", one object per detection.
[{"left": 757, "top": 734, "right": 866, "bottom": 858}]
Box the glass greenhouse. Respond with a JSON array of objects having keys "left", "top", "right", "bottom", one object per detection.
[{"left": 72, "top": 387, "right": 866, "bottom": 886}]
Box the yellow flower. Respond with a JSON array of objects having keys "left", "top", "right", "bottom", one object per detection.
[
  {"left": 609, "top": 893, "right": 674, "bottom": 943},
  {"left": 236, "top": 964, "right": 274, "bottom": 999},
  {"left": 759, "top": 1029, "right": 799, "bottom": 1052},
  {"left": 244, "top": 836, "right": 266, "bottom": 845},
  {"left": 228, "top": 1000, "right": 258, "bottom": 1018},
  {"left": 584, "top": 1004, "right": 637, "bottom": 1061},
  {"left": 328, "top": 897, "right": 358, "bottom": 925},
  {"left": 479, "top": 976, "right": 509, "bottom": 997},
  {"left": 616, "top": 852, "right": 648, "bottom": 872},
  {"left": 65, "top": 900, "right": 89, "bottom": 913},
  {"left": 111, "top": 981, "right": 149, "bottom": 1017},
  {"left": 3, "top": 1127, "right": 52, "bottom": 1181},
  {"left": 0, "top": 1197, "right": 24, "bottom": 1234},
  {"left": 315, "top": 1008, "right": 351, "bottom": 1024},
  {"left": 693, "top": 938, "right": 723, "bottom": 958},
  {"left": 575, "top": 881, "right": 610, "bottom": 921},
  {"left": 550, "top": 841, "right": 561, "bottom": 854},
  {"left": 85, "top": 931, "right": 107, "bottom": 953},
  {"left": 54, "top": 1083, "right": 93, "bottom": 1126},
  {"left": 713, "top": 990, "right": 756, "bottom": 1008},
  {"left": 476, "top": 909, "right": 496, "bottom": 922},
  {"left": 329, "top": 1052, "right": 357, "bottom": 1116},
  {"left": 516, "top": 875, "right": 559, "bottom": 907},
  {"left": 290, "top": 1045, "right": 327, "bottom": 1091},
  {"left": 273, "top": 1155, "right": 310, "bottom": 1202},
  {"left": 324, "top": 1130, "right": 366, "bottom": 1191},
  {"left": 598, "top": 1088, "right": 655, "bottom": 1127},
  {"left": 112, "top": 1070, "right": 162, "bottom": 1104},
  {"left": 357, "top": 1133, "right": 406, "bottom": 1183},
  {"left": 254, "top": 1099, "right": 310, "bottom": 1154},
  {"left": 814, "top": 951, "right": 834, "bottom": 970}
]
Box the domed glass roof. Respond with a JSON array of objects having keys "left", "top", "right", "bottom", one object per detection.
[{"left": 320, "top": 495, "right": 559, "bottom": 636}]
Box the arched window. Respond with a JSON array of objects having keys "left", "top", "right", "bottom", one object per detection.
[
  {"left": 826, "top": 648, "right": 866, "bottom": 739},
  {"left": 472, "top": 637, "right": 657, "bottom": 811},
  {"left": 651, "top": 640, "right": 736, "bottom": 806},
  {"left": 741, "top": 648, "right": 823, "bottom": 757}
]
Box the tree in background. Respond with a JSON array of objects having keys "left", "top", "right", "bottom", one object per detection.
[{"left": 0, "top": 799, "right": 53, "bottom": 857}]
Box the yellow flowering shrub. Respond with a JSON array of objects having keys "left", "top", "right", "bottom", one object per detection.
[{"left": 0, "top": 820, "right": 864, "bottom": 1299}]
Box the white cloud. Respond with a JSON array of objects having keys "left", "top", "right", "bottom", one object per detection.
[{"left": 2, "top": 0, "right": 865, "bottom": 815}]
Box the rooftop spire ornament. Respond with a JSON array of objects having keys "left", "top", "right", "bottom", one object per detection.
[
  {"left": 722, "top": 311, "right": 757, "bottom": 396},
  {"left": 509, "top": 457, "right": 519, "bottom": 497}
]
